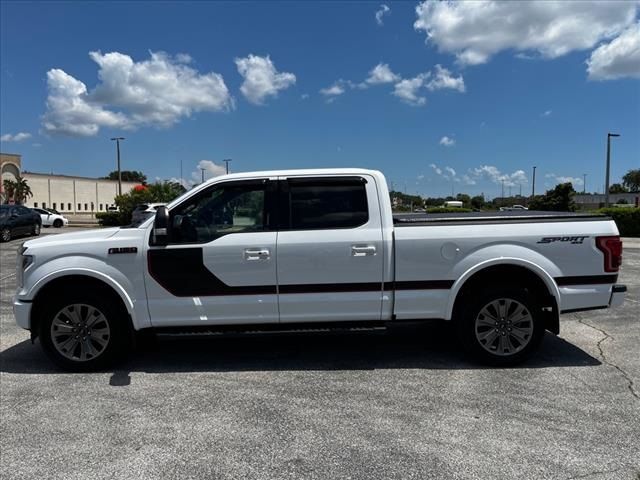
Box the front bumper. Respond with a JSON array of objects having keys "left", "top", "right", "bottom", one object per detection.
[{"left": 13, "top": 297, "right": 32, "bottom": 330}]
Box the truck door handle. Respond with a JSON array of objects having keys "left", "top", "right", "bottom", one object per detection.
[
  {"left": 244, "top": 248, "right": 270, "bottom": 261},
  {"left": 351, "top": 245, "right": 376, "bottom": 257}
]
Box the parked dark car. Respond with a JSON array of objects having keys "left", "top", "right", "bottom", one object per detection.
[{"left": 0, "top": 205, "right": 42, "bottom": 242}]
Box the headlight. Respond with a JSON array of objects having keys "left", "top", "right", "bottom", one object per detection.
[{"left": 16, "top": 244, "right": 33, "bottom": 289}]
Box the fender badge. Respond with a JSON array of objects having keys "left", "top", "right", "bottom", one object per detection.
[{"left": 108, "top": 247, "right": 138, "bottom": 254}]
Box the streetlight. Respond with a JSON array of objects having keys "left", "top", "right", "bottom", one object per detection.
[
  {"left": 605, "top": 133, "right": 620, "bottom": 207},
  {"left": 110, "top": 137, "right": 125, "bottom": 196},
  {"left": 531, "top": 166, "right": 537, "bottom": 198},
  {"left": 223, "top": 158, "right": 232, "bottom": 174},
  {"left": 200, "top": 167, "right": 206, "bottom": 183}
]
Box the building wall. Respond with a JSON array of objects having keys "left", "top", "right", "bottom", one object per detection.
[
  {"left": 574, "top": 192, "right": 639, "bottom": 209},
  {"left": 22, "top": 172, "right": 138, "bottom": 214}
]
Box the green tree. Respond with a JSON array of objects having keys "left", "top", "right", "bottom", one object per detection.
[
  {"left": 470, "top": 195, "right": 485, "bottom": 210},
  {"left": 529, "top": 182, "right": 576, "bottom": 212},
  {"left": 146, "top": 181, "right": 187, "bottom": 202},
  {"left": 609, "top": 183, "right": 628, "bottom": 193},
  {"left": 622, "top": 169, "right": 640, "bottom": 192},
  {"left": 101, "top": 180, "right": 187, "bottom": 225},
  {"left": 2, "top": 176, "right": 33, "bottom": 204},
  {"left": 103, "top": 170, "right": 147, "bottom": 183}
]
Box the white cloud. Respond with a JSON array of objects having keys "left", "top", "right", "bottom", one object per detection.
[
  {"left": 473, "top": 165, "right": 528, "bottom": 187},
  {"left": 587, "top": 22, "right": 640, "bottom": 80},
  {"left": 429, "top": 163, "right": 442, "bottom": 175},
  {"left": 393, "top": 74, "right": 429, "bottom": 106},
  {"left": 430, "top": 163, "right": 459, "bottom": 182},
  {"left": 320, "top": 81, "right": 347, "bottom": 97},
  {"left": 375, "top": 4, "right": 390, "bottom": 26},
  {"left": 462, "top": 174, "right": 476, "bottom": 185},
  {"left": 541, "top": 110, "right": 553, "bottom": 117},
  {"left": 426, "top": 65, "right": 465, "bottom": 92},
  {"left": 365, "top": 63, "right": 400, "bottom": 85},
  {"left": 414, "top": 0, "right": 638, "bottom": 66},
  {"left": 43, "top": 51, "right": 233, "bottom": 137},
  {"left": 439, "top": 135, "right": 455, "bottom": 147},
  {"left": 0, "top": 132, "right": 32, "bottom": 142},
  {"left": 545, "top": 173, "right": 583, "bottom": 186},
  {"left": 235, "top": 54, "right": 296, "bottom": 105},
  {"left": 191, "top": 160, "right": 227, "bottom": 185}
]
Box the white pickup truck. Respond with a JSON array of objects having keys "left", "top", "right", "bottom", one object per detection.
[{"left": 13, "top": 169, "right": 626, "bottom": 370}]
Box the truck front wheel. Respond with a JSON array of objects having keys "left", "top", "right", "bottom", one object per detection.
[
  {"left": 457, "top": 287, "right": 545, "bottom": 366},
  {"left": 38, "top": 290, "right": 129, "bottom": 371}
]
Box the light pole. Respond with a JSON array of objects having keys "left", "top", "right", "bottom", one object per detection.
[
  {"left": 605, "top": 133, "right": 620, "bottom": 207},
  {"left": 583, "top": 173, "right": 587, "bottom": 194},
  {"left": 200, "top": 168, "right": 206, "bottom": 183},
  {"left": 110, "top": 137, "right": 125, "bottom": 196},
  {"left": 223, "top": 158, "right": 232, "bottom": 174},
  {"left": 531, "top": 166, "right": 537, "bottom": 198}
]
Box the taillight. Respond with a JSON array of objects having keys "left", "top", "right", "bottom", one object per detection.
[{"left": 596, "top": 236, "right": 623, "bottom": 272}]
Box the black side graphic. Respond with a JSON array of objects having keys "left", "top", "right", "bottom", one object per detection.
[
  {"left": 148, "top": 248, "right": 276, "bottom": 297},
  {"left": 554, "top": 274, "right": 618, "bottom": 286},
  {"left": 148, "top": 248, "right": 455, "bottom": 297}
]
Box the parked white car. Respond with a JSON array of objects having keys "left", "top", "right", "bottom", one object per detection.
[
  {"left": 32, "top": 208, "right": 69, "bottom": 228},
  {"left": 14, "top": 168, "right": 626, "bottom": 371},
  {"left": 500, "top": 205, "right": 529, "bottom": 211}
]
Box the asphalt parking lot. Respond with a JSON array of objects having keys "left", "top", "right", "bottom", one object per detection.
[{"left": 1, "top": 229, "right": 639, "bottom": 480}]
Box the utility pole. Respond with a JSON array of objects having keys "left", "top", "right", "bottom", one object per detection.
[
  {"left": 180, "top": 159, "right": 183, "bottom": 187},
  {"left": 519, "top": 184, "right": 522, "bottom": 197},
  {"left": 501, "top": 179, "right": 505, "bottom": 199},
  {"left": 531, "top": 166, "right": 537, "bottom": 198},
  {"left": 110, "top": 137, "right": 125, "bottom": 195},
  {"left": 508, "top": 185, "right": 512, "bottom": 197},
  {"left": 583, "top": 173, "right": 587, "bottom": 194},
  {"left": 605, "top": 133, "right": 620, "bottom": 207},
  {"left": 200, "top": 168, "right": 206, "bottom": 183},
  {"left": 223, "top": 158, "right": 232, "bottom": 174}
]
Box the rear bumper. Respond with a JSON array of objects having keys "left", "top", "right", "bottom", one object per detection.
[
  {"left": 609, "top": 284, "right": 626, "bottom": 308},
  {"left": 559, "top": 283, "right": 626, "bottom": 314},
  {"left": 13, "top": 297, "right": 32, "bottom": 330}
]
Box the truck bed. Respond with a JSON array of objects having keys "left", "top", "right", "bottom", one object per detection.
[{"left": 393, "top": 211, "right": 608, "bottom": 226}]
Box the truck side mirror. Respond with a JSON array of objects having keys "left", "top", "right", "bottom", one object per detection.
[{"left": 152, "top": 206, "right": 169, "bottom": 246}]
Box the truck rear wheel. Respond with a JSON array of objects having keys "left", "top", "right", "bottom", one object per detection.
[
  {"left": 38, "top": 290, "right": 129, "bottom": 371},
  {"left": 457, "top": 286, "right": 545, "bottom": 366}
]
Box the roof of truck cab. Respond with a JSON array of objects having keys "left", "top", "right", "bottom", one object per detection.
[{"left": 204, "top": 168, "right": 383, "bottom": 183}]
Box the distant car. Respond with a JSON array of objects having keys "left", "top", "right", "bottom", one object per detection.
[
  {"left": 414, "top": 208, "right": 426, "bottom": 213},
  {"left": 500, "top": 205, "right": 529, "bottom": 211},
  {"left": 131, "top": 203, "right": 166, "bottom": 226},
  {"left": 32, "top": 208, "right": 69, "bottom": 228},
  {"left": 0, "top": 205, "right": 41, "bottom": 242}
]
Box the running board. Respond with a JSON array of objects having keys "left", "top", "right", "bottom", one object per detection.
[{"left": 151, "top": 320, "right": 389, "bottom": 337}]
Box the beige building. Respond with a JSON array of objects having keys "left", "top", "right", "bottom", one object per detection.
[{"left": 1, "top": 152, "right": 138, "bottom": 213}]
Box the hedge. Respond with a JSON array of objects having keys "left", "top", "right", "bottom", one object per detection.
[
  {"left": 426, "top": 207, "right": 473, "bottom": 213},
  {"left": 96, "top": 211, "right": 130, "bottom": 226},
  {"left": 597, "top": 207, "right": 640, "bottom": 237}
]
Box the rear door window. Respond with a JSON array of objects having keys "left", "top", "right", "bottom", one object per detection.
[{"left": 285, "top": 177, "right": 368, "bottom": 230}]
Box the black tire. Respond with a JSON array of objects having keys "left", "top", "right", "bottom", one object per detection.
[
  {"left": 456, "top": 286, "right": 545, "bottom": 366},
  {"left": 0, "top": 227, "right": 10, "bottom": 242},
  {"left": 53, "top": 219, "right": 63, "bottom": 228},
  {"left": 38, "top": 289, "right": 130, "bottom": 371},
  {"left": 32, "top": 223, "right": 41, "bottom": 236}
]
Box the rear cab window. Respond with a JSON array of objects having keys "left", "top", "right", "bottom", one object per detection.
[{"left": 283, "top": 177, "right": 369, "bottom": 230}]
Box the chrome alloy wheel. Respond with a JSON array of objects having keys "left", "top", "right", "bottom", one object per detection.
[
  {"left": 50, "top": 304, "right": 111, "bottom": 362},
  {"left": 0, "top": 228, "right": 10, "bottom": 242},
  {"left": 474, "top": 298, "right": 534, "bottom": 356}
]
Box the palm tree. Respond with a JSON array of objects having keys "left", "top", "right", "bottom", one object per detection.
[{"left": 2, "top": 176, "right": 33, "bottom": 204}]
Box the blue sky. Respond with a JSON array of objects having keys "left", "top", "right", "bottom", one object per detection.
[{"left": 1, "top": 1, "right": 639, "bottom": 198}]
